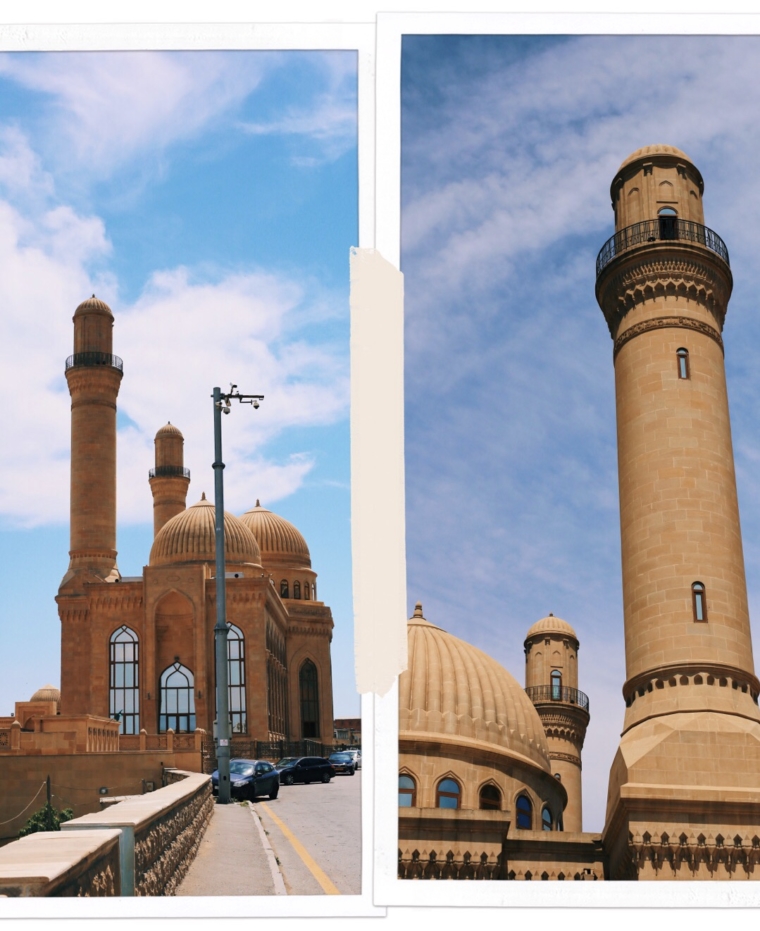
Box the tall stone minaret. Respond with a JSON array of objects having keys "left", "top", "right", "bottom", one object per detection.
[
  {"left": 149, "top": 423, "right": 190, "bottom": 536},
  {"left": 524, "top": 615, "right": 589, "bottom": 832},
  {"left": 62, "top": 295, "right": 123, "bottom": 583},
  {"left": 596, "top": 146, "right": 760, "bottom": 880}
]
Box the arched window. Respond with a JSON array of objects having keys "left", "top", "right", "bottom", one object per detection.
[
  {"left": 159, "top": 662, "right": 195, "bottom": 733},
  {"left": 399, "top": 774, "right": 416, "bottom": 807},
  {"left": 110, "top": 626, "right": 139, "bottom": 734},
  {"left": 658, "top": 205, "right": 678, "bottom": 240},
  {"left": 227, "top": 624, "right": 247, "bottom": 734},
  {"left": 313, "top": 581, "right": 317, "bottom": 600},
  {"left": 299, "top": 659, "right": 320, "bottom": 738},
  {"left": 516, "top": 794, "right": 533, "bottom": 829},
  {"left": 551, "top": 669, "right": 562, "bottom": 700},
  {"left": 303, "top": 582, "right": 310, "bottom": 600},
  {"left": 436, "top": 778, "right": 461, "bottom": 809},
  {"left": 677, "top": 348, "right": 690, "bottom": 380},
  {"left": 542, "top": 806, "right": 553, "bottom": 831},
  {"left": 692, "top": 582, "right": 707, "bottom": 622},
  {"left": 293, "top": 580, "right": 301, "bottom": 599},
  {"left": 280, "top": 579, "right": 289, "bottom": 599},
  {"left": 479, "top": 784, "right": 501, "bottom": 810}
]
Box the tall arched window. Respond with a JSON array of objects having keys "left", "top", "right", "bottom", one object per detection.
[
  {"left": 293, "top": 580, "right": 301, "bottom": 599},
  {"left": 299, "top": 659, "right": 320, "bottom": 738},
  {"left": 280, "top": 579, "right": 289, "bottom": 599},
  {"left": 399, "top": 774, "right": 416, "bottom": 807},
  {"left": 110, "top": 626, "right": 139, "bottom": 734},
  {"left": 436, "top": 778, "right": 461, "bottom": 809},
  {"left": 516, "top": 794, "right": 533, "bottom": 829},
  {"left": 479, "top": 784, "right": 501, "bottom": 810},
  {"left": 692, "top": 582, "right": 707, "bottom": 622},
  {"left": 227, "top": 624, "right": 247, "bottom": 734},
  {"left": 159, "top": 662, "right": 196, "bottom": 733},
  {"left": 658, "top": 205, "right": 678, "bottom": 240},
  {"left": 677, "top": 348, "right": 690, "bottom": 380},
  {"left": 542, "top": 806, "right": 553, "bottom": 831},
  {"left": 303, "top": 582, "right": 310, "bottom": 600},
  {"left": 551, "top": 669, "right": 562, "bottom": 700}
]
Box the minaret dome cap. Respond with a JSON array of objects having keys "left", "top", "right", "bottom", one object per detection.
[
  {"left": 525, "top": 614, "right": 578, "bottom": 641},
  {"left": 73, "top": 294, "right": 113, "bottom": 318}
]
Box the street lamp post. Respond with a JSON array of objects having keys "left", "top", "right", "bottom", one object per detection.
[{"left": 212, "top": 384, "right": 264, "bottom": 804}]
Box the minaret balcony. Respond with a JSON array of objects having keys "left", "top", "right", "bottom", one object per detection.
[
  {"left": 525, "top": 684, "right": 589, "bottom": 713},
  {"left": 65, "top": 351, "right": 124, "bottom": 372},
  {"left": 596, "top": 218, "right": 729, "bottom": 279},
  {"left": 149, "top": 466, "right": 191, "bottom": 479}
]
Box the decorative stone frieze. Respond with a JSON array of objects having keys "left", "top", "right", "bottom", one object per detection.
[{"left": 613, "top": 314, "right": 724, "bottom": 359}]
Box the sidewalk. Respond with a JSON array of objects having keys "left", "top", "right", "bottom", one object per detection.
[{"left": 176, "top": 800, "right": 277, "bottom": 896}]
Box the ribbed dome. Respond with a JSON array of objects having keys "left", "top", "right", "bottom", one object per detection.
[
  {"left": 618, "top": 144, "right": 692, "bottom": 171},
  {"left": 150, "top": 494, "right": 262, "bottom": 568},
  {"left": 399, "top": 603, "right": 551, "bottom": 771},
  {"left": 239, "top": 501, "right": 311, "bottom": 569},
  {"left": 525, "top": 614, "right": 577, "bottom": 641},
  {"left": 74, "top": 294, "right": 113, "bottom": 317},
  {"left": 155, "top": 422, "right": 183, "bottom": 438},
  {"left": 30, "top": 684, "right": 60, "bottom": 703}
]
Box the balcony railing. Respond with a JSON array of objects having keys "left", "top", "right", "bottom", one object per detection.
[
  {"left": 596, "top": 218, "right": 729, "bottom": 278},
  {"left": 65, "top": 351, "right": 123, "bottom": 372},
  {"left": 525, "top": 684, "right": 589, "bottom": 712},
  {"left": 149, "top": 465, "right": 191, "bottom": 479}
]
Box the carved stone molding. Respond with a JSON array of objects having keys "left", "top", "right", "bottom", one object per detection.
[
  {"left": 549, "top": 750, "right": 582, "bottom": 767},
  {"left": 613, "top": 315, "right": 724, "bottom": 360},
  {"left": 597, "top": 252, "right": 731, "bottom": 337},
  {"left": 628, "top": 828, "right": 760, "bottom": 880}
]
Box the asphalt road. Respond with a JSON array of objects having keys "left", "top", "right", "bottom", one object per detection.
[{"left": 255, "top": 768, "right": 362, "bottom": 895}]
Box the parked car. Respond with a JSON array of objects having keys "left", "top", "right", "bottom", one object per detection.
[
  {"left": 344, "top": 749, "right": 361, "bottom": 769},
  {"left": 328, "top": 751, "right": 356, "bottom": 775},
  {"left": 275, "top": 756, "right": 334, "bottom": 785},
  {"left": 211, "top": 758, "right": 279, "bottom": 800}
]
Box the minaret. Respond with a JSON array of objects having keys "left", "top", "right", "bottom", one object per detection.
[
  {"left": 596, "top": 146, "right": 760, "bottom": 879},
  {"left": 524, "top": 615, "right": 589, "bottom": 832},
  {"left": 149, "top": 423, "right": 190, "bottom": 536},
  {"left": 62, "top": 295, "right": 123, "bottom": 583}
]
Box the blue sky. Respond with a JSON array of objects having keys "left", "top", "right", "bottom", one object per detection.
[
  {"left": 0, "top": 51, "right": 359, "bottom": 719},
  {"left": 401, "top": 34, "right": 760, "bottom": 833}
]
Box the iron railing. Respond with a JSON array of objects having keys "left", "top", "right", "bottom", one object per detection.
[
  {"left": 149, "top": 466, "right": 191, "bottom": 479},
  {"left": 525, "top": 685, "right": 589, "bottom": 712},
  {"left": 596, "top": 218, "right": 729, "bottom": 278},
  {"left": 65, "top": 351, "right": 123, "bottom": 372}
]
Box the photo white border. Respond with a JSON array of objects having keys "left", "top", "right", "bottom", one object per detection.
[
  {"left": 0, "top": 17, "right": 383, "bottom": 921},
  {"left": 372, "top": 9, "right": 760, "bottom": 909}
]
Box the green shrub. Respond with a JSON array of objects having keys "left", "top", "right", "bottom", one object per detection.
[{"left": 18, "top": 802, "right": 74, "bottom": 837}]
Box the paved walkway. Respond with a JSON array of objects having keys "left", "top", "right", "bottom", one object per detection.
[{"left": 176, "top": 801, "right": 277, "bottom": 896}]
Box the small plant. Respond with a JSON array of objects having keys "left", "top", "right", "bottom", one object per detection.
[{"left": 18, "top": 802, "right": 74, "bottom": 837}]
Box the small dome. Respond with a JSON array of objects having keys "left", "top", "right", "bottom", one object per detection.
[
  {"left": 30, "top": 684, "right": 60, "bottom": 703},
  {"left": 74, "top": 294, "right": 113, "bottom": 317},
  {"left": 239, "top": 501, "right": 311, "bottom": 569},
  {"left": 155, "top": 422, "right": 183, "bottom": 438},
  {"left": 400, "top": 603, "right": 551, "bottom": 770},
  {"left": 525, "top": 614, "right": 578, "bottom": 641},
  {"left": 150, "top": 494, "right": 262, "bottom": 568},
  {"left": 618, "top": 144, "right": 693, "bottom": 172}
]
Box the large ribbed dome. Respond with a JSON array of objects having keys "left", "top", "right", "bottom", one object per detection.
[
  {"left": 30, "top": 684, "right": 60, "bottom": 704},
  {"left": 239, "top": 501, "right": 311, "bottom": 569},
  {"left": 618, "top": 144, "right": 692, "bottom": 171},
  {"left": 399, "top": 603, "right": 551, "bottom": 771},
  {"left": 155, "top": 422, "right": 183, "bottom": 438},
  {"left": 150, "top": 494, "right": 262, "bottom": 568},
  {"left": 73, "top": 294, "right": 113, "bottom": 317},
  {"left": 525, "top": 614, "right": 577, "bottom": 641}
]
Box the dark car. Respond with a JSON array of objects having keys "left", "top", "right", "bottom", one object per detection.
[
  {"left": 275, "top": 756, "right": 334, "bottom": 785},
  {"left": 211, "top": 758, "right": 279, "bottom": 800},
  {"left": 328, "top": 752, "right": 356, "bottom": 775}
]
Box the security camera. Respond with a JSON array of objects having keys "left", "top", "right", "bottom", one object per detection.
[
  {"left": 223, "top": 406, "right": 230, "bottom": 415},
  {"left": 253, "top": 399, "right": 259, "bottom": 409}
]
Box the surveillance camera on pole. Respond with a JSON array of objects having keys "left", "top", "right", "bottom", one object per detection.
[{"left": 212, "top": 383, "right": 264, "bottom": 804}]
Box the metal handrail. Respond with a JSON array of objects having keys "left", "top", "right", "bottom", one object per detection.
[
  {"left": 149, "top": 466, "right": 191, "bottom": 479},
  {"left": 596, "top": 218, "right": 729, "bottom": 278},
  {"left": 65, "top": 351, "right": 123, "bottom": 372},
  {"left": 525, "top": 684, "right": 590, "bottom": 712}
]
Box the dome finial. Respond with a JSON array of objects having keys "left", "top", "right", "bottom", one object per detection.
[
  {"left": 256, "top": 498, "right": 260, "bottom": 507},
  {"left": 201, "top": 491, "right": 206, "bottom": 501},
  {"left": 413, "top": 602, "right": 424, "bottom": 618},
  {"left": 549, "top": 612, "right": 553, "bottom": 616}
]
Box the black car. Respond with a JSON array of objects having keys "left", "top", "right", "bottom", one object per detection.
[
  {"left": 328, "top": 752, "right": 356, "bottom": 775},
  {"left": 211, "top": 758, "right": 280, "bottom": 800},
  {"left": 275, "top": 756, "right": 334, "bottom": 785}
]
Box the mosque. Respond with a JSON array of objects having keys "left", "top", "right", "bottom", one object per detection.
[
  {"left": 398, "top": 145, "right": 760, "bottom": 881},
  {"left": 55, "top": 294, "right": 335, "bottom": 749}
]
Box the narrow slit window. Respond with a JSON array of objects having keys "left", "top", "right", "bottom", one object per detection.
[
  {"left": 542, "top": 806, "right": 553, "bottom": 831},
  {"left": 677, "top": 348, "right": 690, "bottom": 380},
  {"left": 692, "top": 582, "right": 707, "bottom": 622}
]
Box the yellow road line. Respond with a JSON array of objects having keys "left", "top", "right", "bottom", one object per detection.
[{"left": 259, "top": 801, "right": 341, "bottom": 895}]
